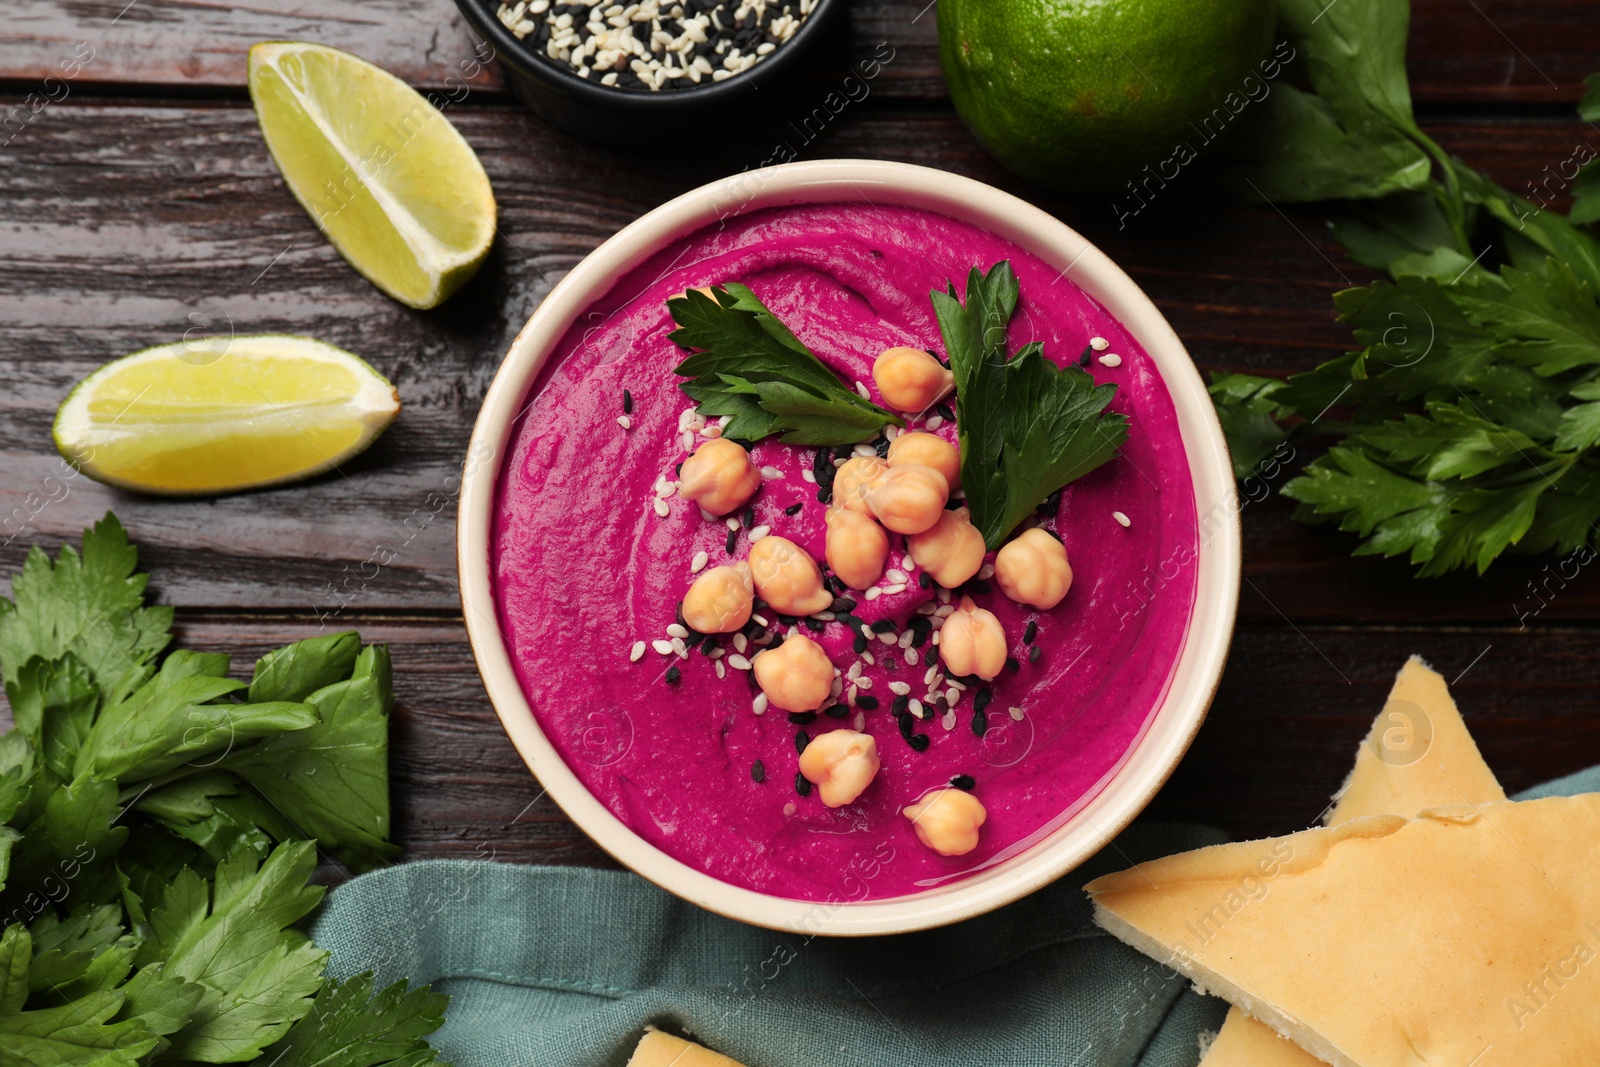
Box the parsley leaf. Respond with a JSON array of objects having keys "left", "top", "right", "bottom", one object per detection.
[
  {"left": 258, "top": 972, "right": 452, "bottom": 1067},
  {"left": 669, "top": 285, "right": 903, "bottom": 445},
  {"left": 0, "top": 923, "right": 159, "bottom": 1066},
  {"left": 0, "top": 514, "right": 171, "bottom": 708},
  {"left": 934, "top": 262, "right": 1128, "bottom": 549}
]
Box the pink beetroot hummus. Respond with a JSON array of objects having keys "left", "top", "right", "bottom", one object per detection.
[{"left": 492, "top": 203, "right": 1198, "bottom": 902}]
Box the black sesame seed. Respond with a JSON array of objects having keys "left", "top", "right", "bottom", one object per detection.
[
  {"left": 892, "top": 695, "right": 910, "bottom": 715},
  {"left": 784, "top": 501, "right": 803, "bottom": 516},
  {"left": 682, "top": 631, "right": 705, "bottom": 651},
  {"left": 935, "top": 402, "right": 955, "bottom": 421},
  {"left": 796, "top": 773, "right": 811, "bottom": 797},
  {"left": 1045, "top": 527, "right": 1064, "bottom": 542},
  {"left": 918, "top": 571, "right": 933, "bottom": 589},
  {"left": 812, "top": 447, "right": 832, "bottom": 476},
  {"left": 675, "top": 462, "right": 682, "bottom": 475},
  {"left": 742, "top": 506, "right": 755, "bottom": 528},
  {"left": 664, "top": 665, "right": 681, "bottom": 685},
  {"left": 777, "top": 614, "right": 797, "bottom": 628},
  {"left": 950, "top": 774, "right": 976, "bottom": 791},
  {"left": 788, "top": 711, "right": 817, "bottom": 725},
  {"left": 853, "top": 633, "right": 869, "bottom": 654},
  {"left": 874, "top": 437, "right": 890, "bottom": 458},
  {"left": 824, "top": 703, "right": 851, "bottom": 719},
  {"left": 856, "top": 694, "right": 880, "bottom": 710},
  {"left": 701, "top": 637, "right": 719, "bottom": 657},
  {"left": 871, "top": 619, "right": 896, "bottom": 634},
  {"left": 966, "top": 579, "right": 992, "bottom": 594},
  {"left": 1029, "top": 645, "right": 1043, "bottom": 664},
  {"left": 804, "top": 616, "right": 826, "bottom": 633},
  {"left": 909, "top": 733, "right": 930, "bottom": 752},
  {"left": 622, "top": 388, "right": 633, "bottom": 414},
  {"left": 833, "top": 444, "right": 853, "bottom": 461},
  {"left": 751, "top": 760, "right": 766, "bottom": 783},
  {"left": 1005, "top": 656, "right": 1021, "bottom": 673},
  {"left": 1079, "top": 344, "right": 1094, "bottom": 367},
  {"left": 972, "top": 708, "right": 989, "bottom": 737},
  {"left": 896, "top": 711, "right": 915, "bottom": 739},
  {"left": 726, "top": 528, "right": 738, "bottom": 554},
  {"left": 831, "top": 596, "right": 856, "bottom": 613},
  {"left": 945, "top": 496, "right": 962, "bottom": 510},
  {"left": 675, "top": 601, "right": 686, "bottom": 627},
  {"left": 1045, "top": 488, "right": 1063, "bottom": 513},
  {"left": 817, "top": 487, "right": 833, "bottom": 505},
  {"left": 795, "top": 731, "right": 810, "bottom": 754},
  {"left": 1023, "top": 620, "right": 1038, "bottom": 644},
  {"left": 973, "top": 687, "right": 993, "bottom": 714}
]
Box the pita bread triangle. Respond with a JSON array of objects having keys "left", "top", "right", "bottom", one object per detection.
[
  {"left": 1090, "top": 659, "right": 1600, "bottom": 1067},
  {"left": 1198, "top": 656, "right": 1506, "bottom": 1067}
]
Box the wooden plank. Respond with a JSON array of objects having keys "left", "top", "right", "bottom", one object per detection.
[
  {"left": 1, "top": 0, "right": 1595, "bottom": 104},
  {"left": 3, "top": 615, "right": 1589, "bottom": 867},
  {"left": 0, "top": 104, "right": 1597, "bottom": 624}
]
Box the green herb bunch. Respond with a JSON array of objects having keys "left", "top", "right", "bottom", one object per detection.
[
  {"left": 1211, "top": 0, "right": 1600, "bottom": 575},
  {"left": 0, "top": 515, "right": 449, "bottom": 1066}
]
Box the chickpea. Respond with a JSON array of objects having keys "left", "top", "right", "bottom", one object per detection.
[
  {"left": 824, "top": 507, "right": 889, "bottom": 590},
  {"left": 797, "top": 729, "right": 880, "bottom": 808},
  {"left": 832, "top": 456, "right": 888, "bottom": 514},
  {"left": 903, "top": 788, "right": 987, "bottom": 856},
  {"left": 938, "top": 595, "right": 1007, "bottom": 680},
  {"left": 994, "top": 528, "right": 1073, "bottom": 610},
  {"left": 908, "top": 509, "right": 985, "bottom": 589},
  {"left": 866, "top": 464, "right": 949, "bottom": 535},
  {"left": 681, "top": 563, "right": 753, "bottom": 633},
  {"left": 752, "top": 632, "right": 835, "bottom": 713},
  {"left": 747, "top": 535, "right": 832, "bottom": 616},
  {"left": 873, "top": 346, "right": 954, "bottom": 413},
  {"left": 887, "top": 431, "right": 960, "bottom": 490},
  {"left": 677, "top": 437, "right": 761, "bottom": 517}
]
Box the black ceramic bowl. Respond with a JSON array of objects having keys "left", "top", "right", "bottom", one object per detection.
[{"left": 455, "top": 0, "right": 847, "bottom": 146}]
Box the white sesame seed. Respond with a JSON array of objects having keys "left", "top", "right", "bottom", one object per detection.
[
  {"left": 889, "top": 681, "right": 911, "bottom": 696},
  {"left": 748, "top": 525, "right": 772, "bottom": 541},
  {"left": 616, "top": 415, "right": 632, "bottom": 430},
  {"left": 846, "top": 661, "right": 862, "bottom": 681},
  {"left": 937, "top": 586, "right": 952, "bottom": 604},
  {"left": 1090, "top": 336, "right": 1110, "bottom": 351},
  {"left": 942, "top": 709, "right": 957, "bottom": 731},
  {"left": 713, "top": 659, "right": 725, "bottom": 680},
  {"left": 853, "top": 711, "right": 866, "bottom": 730},
  {"left": 882, "top": 583, "right": 907, "bottom": 595},
  {"left": 630, "top": 640, "right": 647, "bottom": 662},
  {"left": 978, "top": 563, "right": 995, "bottom": 580},
  {"left": 733, "top": 633, "right": 748, "bottom": 653},
  {"left": 945, "top": 686, "right": 960, "bottom": 705},
  {"left": 829, "top": 676, "right": 842, "bottom": 699},
  {"left": 728, "top": 654, "right": 753, "bottom": 671},
  {"left": 861, "top": 651, "right": 875, "bottom": 665},
  {"left": 759, "top": 465, "right": 784, "bottom": 479},
  {"left": 1113, "top": 511, "right": 1132, "bottom": 527},
  {"left": 699, "top": 507, "right": 716, "bottom": 522},
  {"left": 657, "top": 480, "right": 677, "bottom": 499},
  {"left": 925, "top": 415, "right": 944, "bottom": 431},
  {"left": 864, "top": 587, "right": 882, "bottom": 601},
  {"left": 898, "top": 630, "right": 914, "bottom": 649},
  {"left": 651, "top": 639, "right": 674, "bottom": 655},
  {"left": 653, "top": 498, "right": 670, "bottom": 518},
  {"left": 666, "top": 623, "right": 689, "bottom": 639},
  {"left": 726, "top": 517, "right": 740, "bottom": 530},
  {"left": 924, "top": 665, "right": 939, "bottom": 685},
  {"left": 931, "top": 631, "right": 941, "bottom": 646},
  {"left": 936, "top": 602, "right": 954, "bottom": 616},
  {"left": 901, "top": 554, "right": 916, "bottom": 571},
  {"left": 751, "top": 614, "right": 768, "bottom": 626},
  {"left": 690, "top": 551, "right": 709, "bottom": 572},
  {"left": 708, "top": 646, "right": 724, "bottom": 659},
  {"left": 916, "top": 601, "right": 937, "bottom": 615},
  {"left": 905, "top": 648, "right": 920, "bottom": 666},
  {"left": 677, "top": 408, "right": 694, "bottom": 431},
  {"left": 811, "top": 611, "right": 835, "bottom": 621},
  {"left": 854, "top": 676, "right": 873, "bottom": 690},
  {"left": 854, "top": 380, "right": 870, "bottom": 399},
  {"left": 1099, "top": 353, "right": 1123, "bottom": 368},
  {"left": 853, "top": 443, "right": 876, "bottom": 458},
  {"left": 949, "top": 678, "right": 967, "bottom": 691},
  {"left": 671, "top": 637, "right": 688, "bottom": 658},
  {"left": 846, "top": 685, "right": 858, "bottom": 706},
  {"left": 876, "top": 631, "right": 895, "bottom": 646},
  {"left": 753, "top": 693, "right": 768, "bottom": 715},
  {"left": 802, "top": 469, "right": 816, "bottom": 483},
  {"left": 909, "top": 698, "right": 924, "bottom": 718},
  {"left": 885, "top": 569, "right": 907, "bottom": 584},
  {"left": 681, "top": 431, "right": 695, "bottom": 451},
  {"left": 1009, "top": 706, "right": 1026, "bottom": 721}
]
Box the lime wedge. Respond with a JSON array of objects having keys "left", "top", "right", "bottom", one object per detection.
[
  {"left": 54, "top": 335, "right": 401, "bottom": 496},
  {"left": 248, "top": 41, "right": 496, "bottom": 309}
]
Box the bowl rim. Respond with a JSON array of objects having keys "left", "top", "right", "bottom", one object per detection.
[
  {"left": 453, "top": 0, "right": 844, "bottom": 111},
  {"left": 457, "top": 158, "right": 1241, "bottom": 936}
]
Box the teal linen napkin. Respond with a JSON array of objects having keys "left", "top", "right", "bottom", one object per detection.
[{"left": 309, "top": 770, "right": 1597, "bottom": 1067}]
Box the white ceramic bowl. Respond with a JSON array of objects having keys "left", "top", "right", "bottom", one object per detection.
[{"left": 458, "top": 159, "right": 1240, "bottom": 936}]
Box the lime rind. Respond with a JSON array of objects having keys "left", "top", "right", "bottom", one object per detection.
[{"left": 54, "top": 334, "right": 401, "bottom": 497}]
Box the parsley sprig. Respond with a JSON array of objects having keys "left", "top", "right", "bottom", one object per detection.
[
  {"left": 0, "top": 515, "right": 449, "bottom": 1066},
  {"left": 1211, "top": 0, "right": 1600, "bottom": 575},
  {"left": 934, "top": 262, "right": 1129, "bottom": 549},
  {"left": 668, "top": 284, "right": 903, "bottom": 445}
]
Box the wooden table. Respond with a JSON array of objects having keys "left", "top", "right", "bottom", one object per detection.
[{"left": 3, "top": 2, "right": 1599, "bottom": 878}]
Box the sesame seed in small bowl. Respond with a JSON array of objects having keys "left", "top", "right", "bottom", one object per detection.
[{"left": 455, "top": 0, "right": 845, "bottom": 145}]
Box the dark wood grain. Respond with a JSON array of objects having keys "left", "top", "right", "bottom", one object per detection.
[
  {"left": 3, "top": 614, "right": 1584, "bottom": 865},
  {"left": 2, "top": 103, "right": 1598, "bottom": 623},
  {"left": 2, "top": 0, "right": 1595, "bottom": 104}
]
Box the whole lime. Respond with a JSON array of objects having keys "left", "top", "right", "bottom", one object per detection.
[{"left": 939, "top": 0, "right": 1276, "bottom": 194}]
